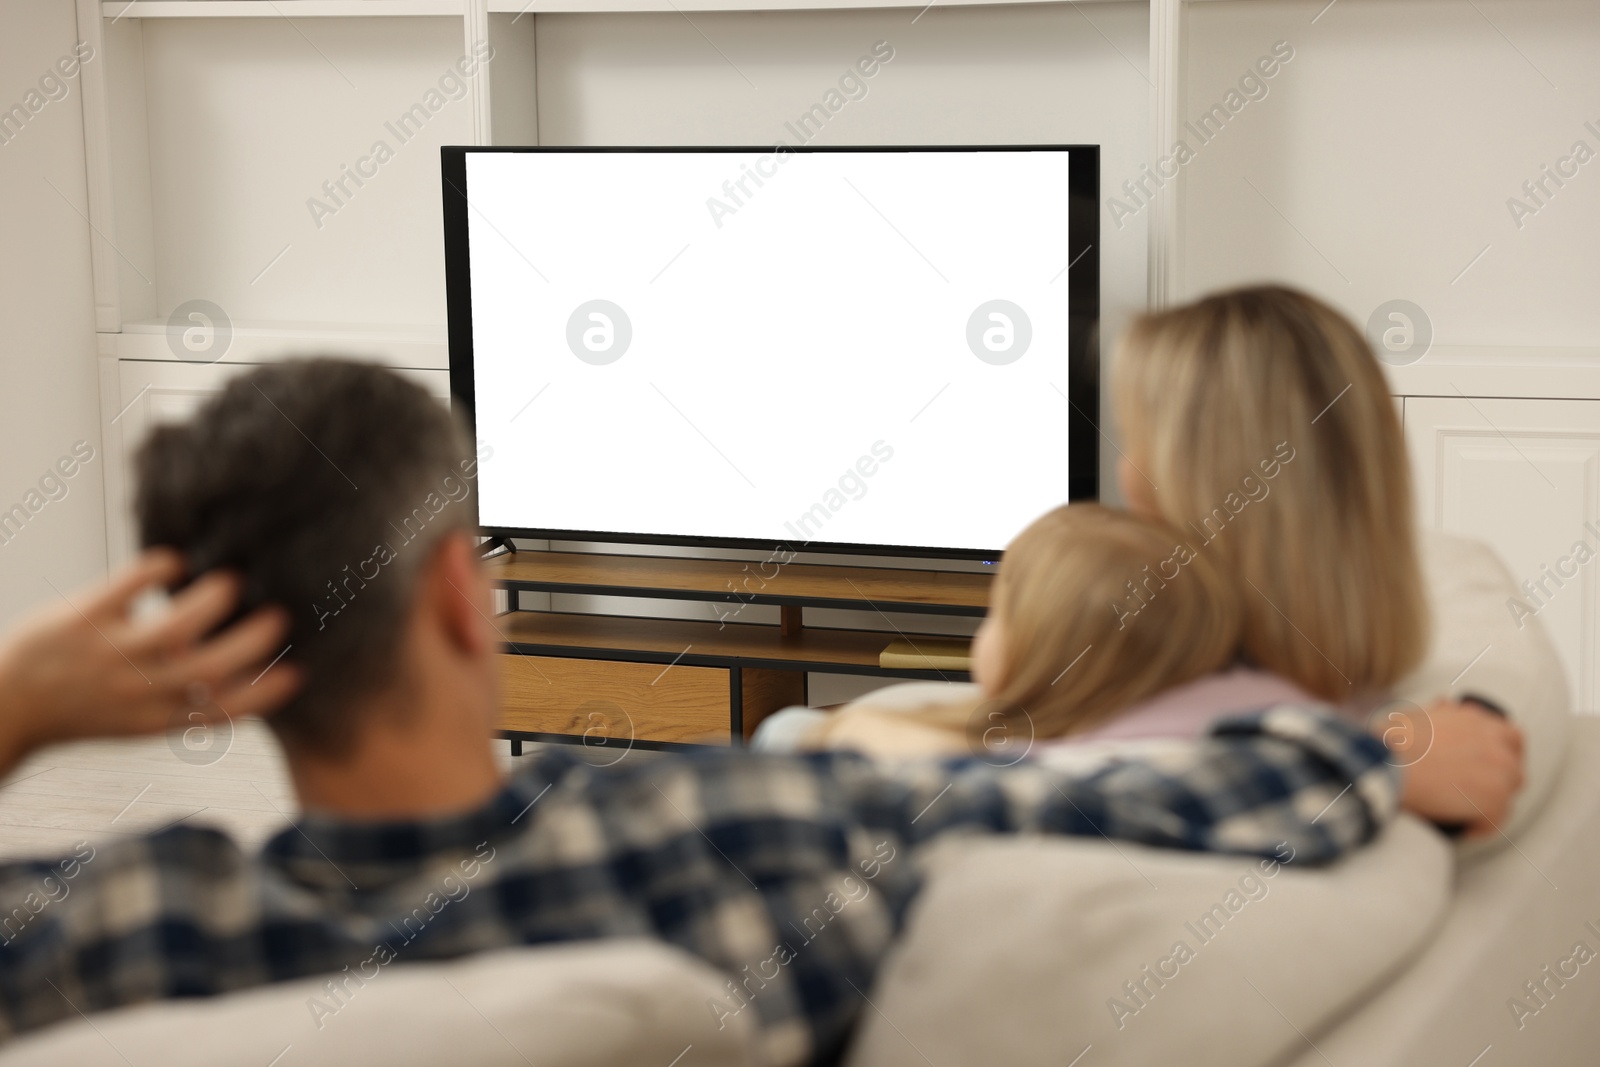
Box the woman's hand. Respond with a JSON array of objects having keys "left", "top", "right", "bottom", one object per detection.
[
  {"left": 1385, "top": 698, "right": 1525, "bottom": 837},
  {"left": 0, "top": 549, "right": 301, "bottom": 775}
]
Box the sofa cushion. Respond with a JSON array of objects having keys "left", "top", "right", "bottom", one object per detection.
[
  {"left": 844, "top": 816, "right": 1451, "bottom": 1067},
  {"left": 1281, "top": 718, "right": 1600, "bottom": 1067},
  {"left": 0, "top": 940, "right": 758, "bottom": 1067}
]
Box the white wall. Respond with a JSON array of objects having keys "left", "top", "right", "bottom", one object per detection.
[
  {"left": 0, "top": 0, "right": 106, "bottom": 624},
  {"left": 131, "top": 17, "right": 475, "bottom": 328},
  {"left": 1177, "top": 0, "right": 1600, "bottom": 346}
]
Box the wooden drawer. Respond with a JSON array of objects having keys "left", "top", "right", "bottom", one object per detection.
[{"left": 498, "top": 653, "right": 733, "bottom": 746}]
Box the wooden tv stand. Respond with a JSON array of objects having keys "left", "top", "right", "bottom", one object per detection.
[{"left": 486, "top": 547, "right": 992, "bottom": 752}]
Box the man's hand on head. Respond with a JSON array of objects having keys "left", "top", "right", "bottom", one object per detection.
[
  {"left": 0, "top": 549, "right": 302, "bottom": 773},
  {"left": 1388, "top": 697, "right": 1525, "bottom": 838}
]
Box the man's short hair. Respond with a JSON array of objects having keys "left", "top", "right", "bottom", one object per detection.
[{"left": 135, "top": 359, "right": 480, "bottom": 754}]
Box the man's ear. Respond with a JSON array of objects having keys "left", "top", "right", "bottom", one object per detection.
[{"left": 425, "top": 530, "right": 494, "bottom": 658}]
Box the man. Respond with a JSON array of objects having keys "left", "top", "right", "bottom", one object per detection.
[{"left": 0, "top": 361, "right": 1522, "bottom": 1065}]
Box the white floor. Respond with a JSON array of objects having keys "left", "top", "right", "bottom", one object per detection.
[{"left": 0, "top": 724, "right": 523, "bottom": 862}]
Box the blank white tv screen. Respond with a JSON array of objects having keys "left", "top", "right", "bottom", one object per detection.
[{"left": 451, "top": 147, "right": 1093, "bottom": 556}]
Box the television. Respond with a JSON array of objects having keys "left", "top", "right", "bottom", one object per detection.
[{"left": 442, "top": 145, "right": 1098, "bottom": 560}]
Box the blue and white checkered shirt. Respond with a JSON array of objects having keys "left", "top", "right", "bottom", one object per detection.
[{"left": 0, "top": 706, "right": 1396, "bottom": 1064}]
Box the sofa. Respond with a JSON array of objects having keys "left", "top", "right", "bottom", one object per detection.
[{"left": 6, "top": 532, "right": 1597, "bottom": 1067}]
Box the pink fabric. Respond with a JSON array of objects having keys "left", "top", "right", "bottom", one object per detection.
[{"left": 1051, "top": 666, "right": 1317, "bottom": 745}]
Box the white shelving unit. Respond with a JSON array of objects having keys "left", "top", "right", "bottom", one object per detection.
[
  {"left": 74, "top": 0, "right": 1600, "bottom": 708},
  {"left": 76, "top": 0, "right": 1160, "bottom": 533},
  {"left": 75, "top": 0, "right": 1171, "bottom": 343}
]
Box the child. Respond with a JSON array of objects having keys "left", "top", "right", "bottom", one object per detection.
[{"left": 754, "top": 504, "right": 1312, "bottom": 760}]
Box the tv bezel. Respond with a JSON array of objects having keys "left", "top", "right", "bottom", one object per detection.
[{"left": 442, "top": 144, "right": 1100, "bottom": 561}]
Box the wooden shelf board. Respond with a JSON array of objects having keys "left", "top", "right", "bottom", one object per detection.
[
  {"left": 488, "top": 550, "right": 992, "bottom": 616},
  {"left": 496, "top": 730, "right": 705, "bottom": 752},
  {"left": 499, "top": 610, "right": 973, "bottom": 678}
]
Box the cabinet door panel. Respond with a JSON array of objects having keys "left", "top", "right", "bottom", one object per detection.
[
  {"left": 498, "top": 654, "right": 732, "bottom": 746},
  {"left": 1406, "top": 396, "right": 1600, "bottom": 710}
]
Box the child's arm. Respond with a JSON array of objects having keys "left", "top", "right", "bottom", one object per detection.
[{"left": 804, "top": 704, "right": 973, "bottom": 759}]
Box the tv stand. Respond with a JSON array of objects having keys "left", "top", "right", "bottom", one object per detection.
[{"left": 485, "top": 546, "right": 992, "bottom": 752}]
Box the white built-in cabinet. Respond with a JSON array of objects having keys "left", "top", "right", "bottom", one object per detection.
[
  {"left": 79, "top": 0, "right": 1600, "bottom": 710},
  {"left": 1405, "top": 390, "right": 1600, "bottom": 711}
]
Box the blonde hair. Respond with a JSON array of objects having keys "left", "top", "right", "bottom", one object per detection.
[
  {"left": 972, "top": 505, "right": 1235, "bottom": 739},
  {"left": 905, "top": 504, "right": 1242, "bottom": 744},
  {"left": 1111, "top": 285, "right": 1429, "bottom": 702}
]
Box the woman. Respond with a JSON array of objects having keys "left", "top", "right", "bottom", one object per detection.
[
  {"left": 1108, "top": 285, "right": 1524, "bottom": 832},
  {"left": 1112, "top": 285, "right": 1424, "bottom": 708}
]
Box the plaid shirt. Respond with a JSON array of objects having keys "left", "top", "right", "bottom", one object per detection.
[{"left": 0, "top": 706, "right": 1396, "bottom": 1065}]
